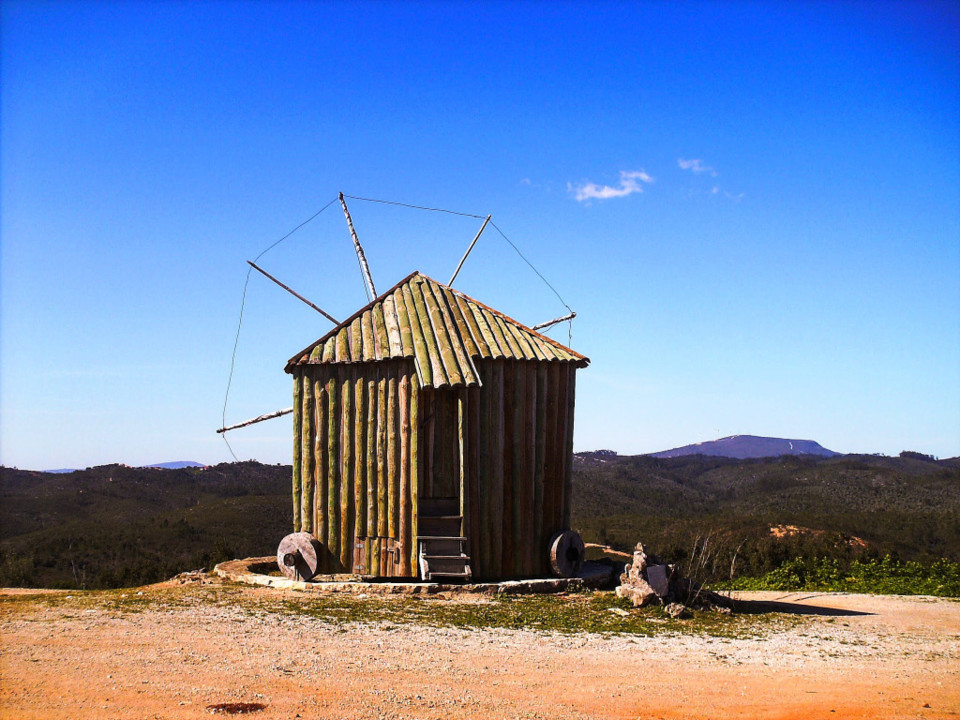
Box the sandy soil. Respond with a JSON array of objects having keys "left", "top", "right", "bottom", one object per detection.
[{"left": 1, "top": 581, "right": 958, "bottom": 720}]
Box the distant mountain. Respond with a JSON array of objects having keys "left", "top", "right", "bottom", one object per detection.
[
  {"left": 651, "top": 435, "right": 840, "bottom": 459},
  {"left": 142, "top": 461, "right": 206, "bottom": 470}
]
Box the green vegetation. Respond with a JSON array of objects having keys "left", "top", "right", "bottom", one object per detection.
[
  {"left": 572, "top": 451, "right": 960, "bottom": 596},
  {"left": 0, "top": 462, "right": 291, "bottom": 589},
  {"left": 718, "top": 556, "right": 960, "bottom": 597},
  {"left": 2, "top": 452, "right": 958, "bottom": 596}
]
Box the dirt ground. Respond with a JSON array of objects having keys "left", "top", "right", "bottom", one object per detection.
[{"left": 1, "top": 580, "right": 958, "bottom": 720}]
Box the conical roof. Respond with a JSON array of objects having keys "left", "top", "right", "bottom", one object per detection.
[{"left": 285, "top": 271, "right": 589, "bottom": 388}]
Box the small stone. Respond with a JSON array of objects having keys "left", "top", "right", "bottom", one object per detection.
[{"left": 664, "top": 602, "right": 689, "bottom": 619}]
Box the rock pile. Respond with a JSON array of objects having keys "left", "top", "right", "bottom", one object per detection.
[{"left": 615, "top": 542, "right": 733, "bottom": 614}]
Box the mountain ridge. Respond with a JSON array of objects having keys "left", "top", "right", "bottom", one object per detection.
[{"left": 651, "top": 434, "right": 840, "bottom": 459}]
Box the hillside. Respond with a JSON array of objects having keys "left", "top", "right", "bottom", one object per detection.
[
  {"left": 2, "top": 452, "right": 958, "bottom": 589},
  {"left": 0, "top": 462, "right": 291, "bottom": 588},
  {"left": 571, "top": 451, "right": 960, "bottom": 577}
]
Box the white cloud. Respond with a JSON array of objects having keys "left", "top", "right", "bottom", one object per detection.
[
  {"left": 678, "top": 158, "right": 717, "bottom": 176},
  {"left": 569, "top": 170, "right": 653, "bottom": 202}
]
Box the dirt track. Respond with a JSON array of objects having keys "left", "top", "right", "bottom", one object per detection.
[{"left": 1, "top": 582, "right": 958, "bottom": 720}]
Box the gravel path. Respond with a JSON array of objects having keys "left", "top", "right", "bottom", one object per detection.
[{"left": 1, "top": 584, "right": 958, "bottom": 719}]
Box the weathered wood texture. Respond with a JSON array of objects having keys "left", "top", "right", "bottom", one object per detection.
[
  {"left": 291, "top": 360, "right": 419, "bottom": 575},
  {"left": 290, "top": 357, "right": 577, "bottom": 579}
]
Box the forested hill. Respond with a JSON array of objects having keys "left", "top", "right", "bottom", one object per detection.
[
  {"left": 1, "top": 452, "right": 958, "bottom": 589},
  {"left": 571, "top": 451, "right": 960, "bottom": 575}
]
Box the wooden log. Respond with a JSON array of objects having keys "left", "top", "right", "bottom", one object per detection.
[
  {"left": 409, "top": 373, "right": 420, "bottom": 575},
  {"left": 555, "top": 363, "right": 569, "bottom": 532},
  {"left": 534, "top": 363, "right": 547, "bottom": 575},
  {"left": 490, "top": 360, "right": 505, "bottom": 577},
  {"left": 410, "top": 280, "right": 447, "bottom": 386},
  {"left": 361, "top": 309, "right": 375, "bottom": 361},
  {"left": 387, "top": 364, "right": 398, "bottom": 547},
  {"left": 316, "top": 375, "right": 328, "bottom": 552},
  {"left": 477, "top": 363, "right": 492, "bottom": 578},
  {"left": 321, "top": 334, "right": 335, "bottom": 363},
  {"left": 401, "top": 284, "right": 432, "bottom": 386},
  {"left": 422, "top": 283, "right": 462, "bottom": 385},
  {"left": 497, "top": 317, "right": 524, "bottom": 360},
  {"left": 457, "top": 393, "right": 466, "bottom": 545},
  {"left": 447, "top": 293, "right": 480, "bottom": 358},
  {"left": 399, "top": 371, "right": 411, "bottom": 576},
  {"left": 353, "top": 370, "right": 366, "bottom": 566},
  {"left": 292, "top": 375, "right": 303, "bottom": 532},
  {"left": 326, "top": 373, "right": 339, "bottom": 568},
  {"left": 523, "top": 362, "right": 537, "bottom": 575},
  {"left": 339, "top": 366, "right": 353, "bottom": 570},
  {"left": 563, "top": 365, "right": 577, "bottom": 528},
  {"left": 543, "top": 362, "right": 560, "bottom": 538},
  {"left": 466, "top": 301, "right": 502, "bottom": 359},
  {"left": 512, "top": 361, "right": 527, "bottom": 576},
  {"left": 349, "top": 317, "right": 362, "bottom": 362},
  {"left": 431, "top": 284, "right": 471, "bottom": 384},
  {"left": 501, "top": 361, "right": 515, "bottom": 575},
  {"left": 335, "top": 327, "right": 349, "bottom": 363},
  {"left": 366, "top": 375, "right": 377, "bottom": 541},
  {"left": 467, "top": 387, "right": 481, "bottom": 570},
  {"left": 394, "top": 289, "right": 415, "bottom": 356},
  {"left": 377, "top": 366, "right": 388, "bottom": 539},
  {"left": 301, "top": 373, "right": 314, "bottom": 535},
  {"left": 455, "top": 296, "right": 488, "bottom": 359},
  {"left": 383, "top": 293, "right": 403, "bottom": 357},
  {"left": 423, "top": 389, "right": 435, "bottom": 498},
  {"left": 373, "top": 303, "right": 389, "bottom": 361}
]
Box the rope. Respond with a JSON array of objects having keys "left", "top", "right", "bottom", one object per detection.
[
  {"left": 342, "top": 193, "right": 485, "bottom": 219},
  {"left": 489, "top": 221, "right": 573, "bottom": 314},
  {"left": 221, "top": 197, "right": 338, "bottom": 460}
]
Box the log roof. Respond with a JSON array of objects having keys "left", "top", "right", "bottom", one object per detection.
[{"left": 285, "top": 271, "right": 589, "bottom": 388}]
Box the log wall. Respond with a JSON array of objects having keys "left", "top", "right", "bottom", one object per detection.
[{"left": 291, "top": 358, "right": 578, "bottom": 579}]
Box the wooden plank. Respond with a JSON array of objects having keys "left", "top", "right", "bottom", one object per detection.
[
  {"left": 322, "top": 336, "right": 335, "bottom": 363},
  {"left": 301, "top": 373, "right": 314, "bottom": 535},
  {"left": 326, "top": 373, "right": 340, "bottom": 569},
  {"left": 496, "top": 317, "right": 523, "bottom": 360},
  {"left": 472, "top": 304, "right": 506, "bottom": 359},
  {"left": 545, "top": 362, "right": 562, "bottom": 537},
  {"left": 409, "top": 373, "right": 420, "bottom": 575},
  {"left": 534, "top": 363, "right": 547, "bottom": 575},
  {"left": 401, "top": 283, "right": 433, "bottom": 387},
  {"left": 418, "top": 282, "right": 456, "bottom": 386},
  {"left": 339, "top": 366, "right": 353, "bottom": 570},
  {"left": 292, "top": 374, "right": 303, "bottom": 532},
  {"left": 457, "top": 392, "right": 466, "bottom": 546},
  {"left": 399, "top": 370, "right": 412, "bottom": 576},
  {"left": 423, "top": 389, "right": 435, "bottom": 497}
]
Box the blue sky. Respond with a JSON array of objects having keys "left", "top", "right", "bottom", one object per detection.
[{"left": 2, "top": 0, "right": 958, "bottom": 470}]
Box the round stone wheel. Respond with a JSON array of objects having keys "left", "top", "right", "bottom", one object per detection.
[
  {"left": 549, "top": 530, "right": 585, "bottom": 578},
  {"left": 276, "top": 532, "right": 323, "bottom": 581}
]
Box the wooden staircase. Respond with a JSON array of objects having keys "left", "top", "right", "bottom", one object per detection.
[{"left": 417, "top": 498, "right": 472, "bottom": 581}]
